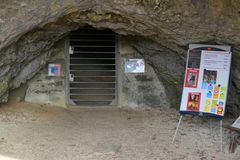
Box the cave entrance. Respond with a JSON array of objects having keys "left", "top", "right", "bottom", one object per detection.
[{"left": 66, "top": 27, "right": 118, "bottom": 106}]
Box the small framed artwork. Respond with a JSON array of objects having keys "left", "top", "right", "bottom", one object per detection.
[
  {"left": 187, "top": 92, "right": 201, "bottom": 112},
  {"left": 184, "top": 68, "right": 199, "bottom": 88},
  {"left": 201, "top": 69, "right": 217, "bottom": 89}
]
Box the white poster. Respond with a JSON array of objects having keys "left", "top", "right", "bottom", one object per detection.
[
  {"left": 125, "top": 59, "right": 145, "bottom": 73},
  {"left": 180, "top": 46, "right": 231, "bottom": 117}
]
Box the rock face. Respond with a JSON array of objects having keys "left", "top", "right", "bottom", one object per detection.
[
  {"left": 118, "top": 37, "right": 170, "bottom": 108},
  {"left": 24, "top": 36, "right": 170, "bottom": 108},
  {"left": 0, "top": 0, "right": 240, "bottom": 116},
  {"left": 24, "top": 39, "right": 66, "bottom": 107}
]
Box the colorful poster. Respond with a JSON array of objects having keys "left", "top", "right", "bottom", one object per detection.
[
  {"left": 204, "top": 99, "right": 211, "bottom": 112},
  {"left": 185, "top": 69, "right": 199, "bottom": 88},
  {"left": 180, "top": 44, "right": 231, "bottom": 118},
  {"left": 202, "top": 69, "right": 217, "bottom": 89},
  {"left": 48, "top": 64, "right": 61, "bottom": 76},
  {"left": 213, "top": 85, "right": 221, "bottom": 99},
  {"left": 219, "top": 87, "right": 226, "bottom": 99},
  {"left": 211, "top": 100, "right": 218, "bottom": 113},
  {"left": 187, "top": 92, "right": 201, "bottom": 112}
]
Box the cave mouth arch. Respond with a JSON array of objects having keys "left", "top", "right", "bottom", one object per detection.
[
  {"left": 20, "top": 23, "right": 170, "bottom": 109},
  {"left": 0, "top": 1, "right": 239, "bottom": 115}
]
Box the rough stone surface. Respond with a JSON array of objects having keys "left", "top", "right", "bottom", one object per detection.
[
  {"left": 0, "top": 0, "right": 240, "bottom": 115},
  {"left": 25, "top": 37, "right": 168, "bottom": 108},
  {"left": 25, "top": 39, "right": 66, "bottom": 107},
  {"left": 119, "top": 37, "right": 170, "bottom": 108},
  {"left": 128, "top": 37, "right": 186, "bottom": 106}
]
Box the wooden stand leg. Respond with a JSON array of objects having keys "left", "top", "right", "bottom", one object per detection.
[
  {"left": 210, "top": 118, "right": 213, "bottom": 135},
  {"left": 172, "top": 115, "right": 183, "bottom": 144},
  {"left": 220, "top": 120, "right": 223, "bottom": 152}
]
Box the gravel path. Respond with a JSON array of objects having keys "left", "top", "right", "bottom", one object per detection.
[{"left": 0, "top": 100, "right": 239, "bottom": 160}]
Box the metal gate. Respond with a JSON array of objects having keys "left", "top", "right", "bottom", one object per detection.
[{"left": 66, "top": 27, "right": 118, "bottom": 106}]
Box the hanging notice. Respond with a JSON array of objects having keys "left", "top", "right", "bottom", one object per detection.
[
  {"left": 125, "top": 59, "right": 145, "bottom": 73},
  {"left": 180, "top": 45, "right": 232, "bottom": 118}
]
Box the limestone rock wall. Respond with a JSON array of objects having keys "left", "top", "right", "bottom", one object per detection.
[
  {"left": 118, "top": 36, "right": 170, "bottom": 108},
  {"left": 24, "top": 39, "right": 66, "bottom": 107},
  {"left": 0, "top": 0, "right": 240, "bottom": 115},
  {"left": 24, "top": 36, "right": 170, "bottom": 108}
]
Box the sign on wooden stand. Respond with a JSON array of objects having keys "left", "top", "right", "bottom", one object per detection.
[{"left": 172, "top": 44, "right": 232, "bottom": 152}]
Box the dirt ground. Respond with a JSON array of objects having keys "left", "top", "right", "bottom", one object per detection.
[{"left": 0, "top": 100, "right": 239, "bottom": 160}]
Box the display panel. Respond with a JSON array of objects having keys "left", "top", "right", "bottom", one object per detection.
[{"left": 180, "top": 45, "right": 231, "bottom": 118}]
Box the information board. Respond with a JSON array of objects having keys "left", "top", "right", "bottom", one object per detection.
[{"left": 180, "top": 44, "right": 231, "bottom": 118}]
